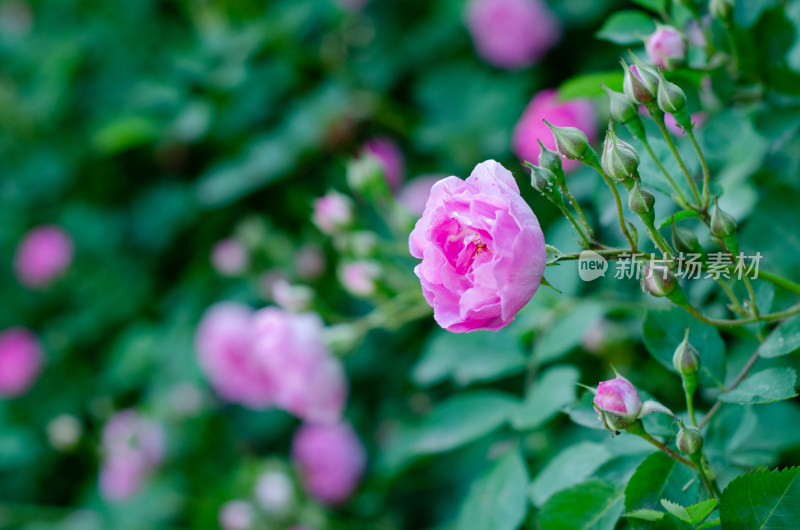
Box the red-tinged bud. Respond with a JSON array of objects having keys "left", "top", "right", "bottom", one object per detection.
[{"left": 677, "top": 425, "right": 704, "bottom": 455}]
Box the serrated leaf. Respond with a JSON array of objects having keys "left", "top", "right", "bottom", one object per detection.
[
  {"left": 660, "top": 499, "right": 691, "bottom": 523},
  {"left": 529, "top": 442, "right": 613, "bottom": 507},
  {"left": 412, "top": 329, "right": 526, "bottom": 387},
  {"left": 758, "top": 315, "right": 800, "bottom": 358},
  {"left": 511, "top": 365, "right": 579, "bottom": 430},
  {"left": 623, "top": 508, "right": 666, "bottom": 521},
  {"left": 596, "top": 10, "right": 656, "bottom": 45},
  {"left": 718, "top": 367, "right": 798, "bottom": 405},
  {"left": 558, "top": 71, "right": 624, "bottom": 100},
  {"left": 539, "top": 479, "right": 624, "bottom": 530},
  {"left": 643, "top": 308, "right": 726, "bottom": 388},
  {"left": 456, "top": 448, "right": 529, "bottom": 530},
  {"left": 686, "top": 498, "right": 718, "bottom": 525},
  {"left": 720, "top": 467, "right": 800, "bottom": 528}
]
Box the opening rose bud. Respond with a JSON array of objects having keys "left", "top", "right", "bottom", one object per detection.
[
  {"left": 646, "top": 26, "right": 686, "bottom": 70},
  {"left": 594, "top": 377, "right": 642, "bottom": 432},
  {"left": 622, "top": 60, "right": 656, "bottom": 104}
]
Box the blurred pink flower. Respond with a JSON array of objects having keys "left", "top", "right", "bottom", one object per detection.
[
  {"left": 646, "top": 26, "right": 685, "bottom": 70},
  {"left": 397, "top": 176, "right": 443, "bottom": 217},
  {"left": 409, "top": 160, "right": 546, "bottom": 332},
  {"left": 363, "top": 137, "right": 405, "bottom": 191},
  {"left": 14, "top": 225, "right": 74, "bottom": 288},
  {"left": 0, "top": 327, "right": 43, "bottom": 397},
  {"left": 339, "top": 261, "right": 380, "bottom": 297},
  {"left": 313, "top": 192, "right": 353, "bottom": 235},
  {"left": 218, "top": 500, "right": 254, "bottom": 530},
  {"left": 665, "top": 111, "right": 707, "bottom": 135},
  {"left": 252, "top": 308, "right": 347, "bottom": 424},
  {"left": 513, "top": 89, "right": 596, "bottom": 172},
  {"left": 292, "top": 422, "right": 366, "bottom": 505},
  {"left": 465, "top": 0, "right": 561, "bottom": 70},
  {"left": 99, "top": 410, "right": 165, "bottom": 502},
  {"left": 195, "top": 303, "right": 277, "bottom": 408},
  {"left": 195, "top": 304, "right": 347, "bottom": 423},
  {"left": 211, "top": 238, "right": 249, "bottom": 276},
  {"left": 294, "top": 244, "right": 326, "bottom": 280}
]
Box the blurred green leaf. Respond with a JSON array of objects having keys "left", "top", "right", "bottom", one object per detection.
[
  {"left": 533, "top": 301, "right": 605, "bottom": 364},
  {"left": 558, "top": 71, "right": 624, "bottom": 100},
  {"left": 596, "top": 11, "right": 656, "bottom": 45},
  {"left": 759, "top": 315, "right": 800, "bottom": 358},
  {"left": 718, "top": 367, "right": 798, "bottom": 405},
  {"left": 512, "top": 365, "right": 579, "bottom": 431},
  {"left": 538, "top": 479, "right": 624, "bottom": 530},
  {"left": 719, "top": 467, "right": 800, "bottom": 528},
  {"left": 529, "top": 442, "right": 613, "bottom": 507}
]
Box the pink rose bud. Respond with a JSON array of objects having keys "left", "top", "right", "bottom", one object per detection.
[
  {"left": 339, "top": 261, "right": 380, "bottom": 297},
  {"left": 251, "top": 308, "right": 347, "bottom": 424},
  {"left": 218, "top": 500, "right": 254, "bottom": 530},
  {"left": 195, "top": 303, "right": 278, "bottom": 408},
  {"left": 0, "top": 327, "right": 44, "bottom": 397},
  {"left": 409, "top": 160, "right": 546, "bottom": 332},
  {"left": 291, "top": 422, "right": 366, "bottom": 505},
  {"left": 465, "top": 0, "right": 561, "bottom": 70},
  {"left": 312, "top": 192, "right": 354, "bottom": 235},
  {"left": 593, "top": 377, "right": 642, "bottom": 432},
  {"left": 363, "top": 137, "right": 405, "bottom": 192},
  {"left": 14, "top": 225, "right": 74, "bottom": 288},
  {"left": 99, "top": 410, "right": 165, "bottom": 502},
  {"left": 646, "top": 26, "right": 686, "bottom": 70},
  {"left": 271, "top": 279, "right": 314, "bottom": 312},
  {"left": 397, "top": 176, "right": 443, "bottom": 217},
  {"left": 211, "top": 238, "right": 249, "bottom": 276},
  {"left": 513, "top": 89, "right": 596, "bottom": 172},
  {"left": 255, "top": 470, "right": 294, "bottom": 513}
]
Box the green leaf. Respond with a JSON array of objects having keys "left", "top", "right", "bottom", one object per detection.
[
  {"left": 718, "top": 368, "right": 798, "bottom": 405},
  {"left": 456, "top": 448, "right": 529, "bottom": 530},
  {"left": 539, "top": 479, "right": 624, "bottom": 530},
  {"left": 624, "top": 452, "right": 700, "bottom": 529},
  {"left": 660, "top": 499, "right": 691, "bottom": 523},
  {"left": 720, "top": 467, "right": 800, "bottom": 528},
  {"left": 546, "top": 244, "right": 566, "bottom": 264},
  {"left": 533, "top": 301, "right": 605, "bottom": 364},
  {"left": 558, "top": 71, "right": 624, "bottom": 100},
  {"left": 93, "top": 115, "right": 160, "bottom": 154},
  {"left": 758, "top": 315, "right": 800, "bottom": 358},
  {"left": 643, "top": 307, "right": 726, "bottom": 388},
  {"left": 657, "top": 209, "right": 703, "bottom": 230},
  {"left": 686, "top": 498, "right": 718, "bottom": 525},
  {"left": 623, "top": 509, "right": 666, "bottom": 522},
  {"left": 412, "top": 329, "right": 526, "bottom": 387},
  {"left": 697, "top": 519, "right": 721, "bottom": 529},
  {"left": 511, "top": 365, "right": 579, "bottom": 431},
  {"left": 529, "top": 442, "right": 613, "bottom": 507},
  {"left": 631, "top": 0, "right": 667, "bottom": 12},
  {"left": 595, "top": 11, "right": 656, "bottom": 45}
]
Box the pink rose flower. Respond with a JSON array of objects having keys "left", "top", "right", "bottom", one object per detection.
[
  {"left": 195, "top": 303, "right": 277, "bottom": 408},
  {"left": 363, "top": 137, "right": 405, "bottom": 191},
  {"left": 195, "top": 304, "right": 347, "bottom": 423},
  {"left": 252, "top": 308, "right": 347, "bottom": 424},
  {"left": 313, "top": 192, "right": 354, "bottom": 235},
  {"left": 211, "top": 238, "right": 249, "bottom": 276},
  {"left": 593, "top": 377, "right": 642, "bottom": 431},
  {"left": 465, "top": 0, "right": 561, "bottom": 70},
  {"left": 513, "top": 89, "right": 596, "bottom": 172},
  {"left": 398, "top": 176, "right": 443, "bottom": 217},
  {"left": 409, "top": 160, "right": 546, "bottom": 332},
  {"left": 14, "top": 225, "right": 74, "bottom": 288},
  {"left": 0, "top": 327, "right": 44, "bottom": 397},
  {"left": 646, "top": 26, "right": 686, "bottom": 70},
  {"left": 99, "top": 410, "right": 165, "bottom": 502},
  {"left": 292, "top": 422, "right": 366, "bottom": 505}
]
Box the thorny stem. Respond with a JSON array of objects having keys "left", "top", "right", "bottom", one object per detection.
[{"left": 653, "top": 114, "right": 703, "bottom": 209}]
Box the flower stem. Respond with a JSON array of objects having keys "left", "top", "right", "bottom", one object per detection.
[
  {"left": 652, "top": 113, "right": 703, "bottom": 208},
  {"left": 685, "top": 128, "right": 711, "bottom": 210},
  {"left": 639, "top": 135, "right": 690, "bottom": 208},
  {"left": 558, "top": 182, "right": 594, "bottom": 240},
  {"left": 627, "top": 421, "right": 696, "bottom": 470},
  {"left": 558, "top": 204, "right": 592, "bottom": 248},
  {"left": 591, "top": 166, "right": 638, "bottom": 252}
]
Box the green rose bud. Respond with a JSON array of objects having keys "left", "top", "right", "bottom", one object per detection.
[
  {"left": 671, "top": 224, "right": 703, "bottom": 255},
  {"left": 672, "top": 328, "right": 700, "bottom": 377},
  {"left": 676, "top": 425, "right": 704, "bottom": 455},
  {"left": 602, "top": 125, "right": 640, "bottom": 182},
  {"left": 526, "top": 163, "right": 565, "bottom": 207},
  {"left": 628, "top": 181, "right": 656, "bottom": 225},
  {"left": 641, "top": 264, "right": 677, "bottom": 298},
  {"left": 543, "top": 120, "right": 591, "bottom": 160},
  {"left": 603, "top": 85, "right": 639, "bottom": 124},
  {"left": 711, "top": 197, "right": 737, "bottom": 238},
  {"left": 537, "top": 140, "right": 564, "bottom": 176}
]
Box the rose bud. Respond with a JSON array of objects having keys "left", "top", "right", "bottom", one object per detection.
[
  {"left": 646, "top": 26, "right": 686, "bottom": 70},
  {"left": 603, "top": 85, "right": 639, "bottom": 125},
  {"left": 671, "top": 224, "right": 703, "bottom": 255},
  {"left": 543, "top": 120, "right": 593, "bottom": 161},
  {"left": 641, "top": 264, "right": 677, "bottom": 298},
  {"left": 627, "top": 181, "right": 656, "bottom": 226},
  {"left": 711, "top": 197, "right": 737, "bottom": 238},
  {"left": 593, "top": 376, "right": 642, "bottom": 432},
  {"left": 676, "top": 425, "right": 704, "bottom": 455},
  {"left": 621, "top": 59, "right": 657, "bottom": 105},
  {"left": 526, "top": 163, "right": 564, "bottom": 206},
  {"left": 602, "top": 127, "right": 639, "bottom": 182},
  {"left": 657, "top": 71, "right": 692, "bottom": 131},
  {"left": 211, "top": 238, "right": 249, "bottom": 277},
  {"left": 14, "top": 225, "right": 74, "bottom": 289},
  {"left": 312, "top": 192, "right": 354, "bottom": 235},
  {"left": 673, "top": 328, "right": 700, "bottom": 377}
]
